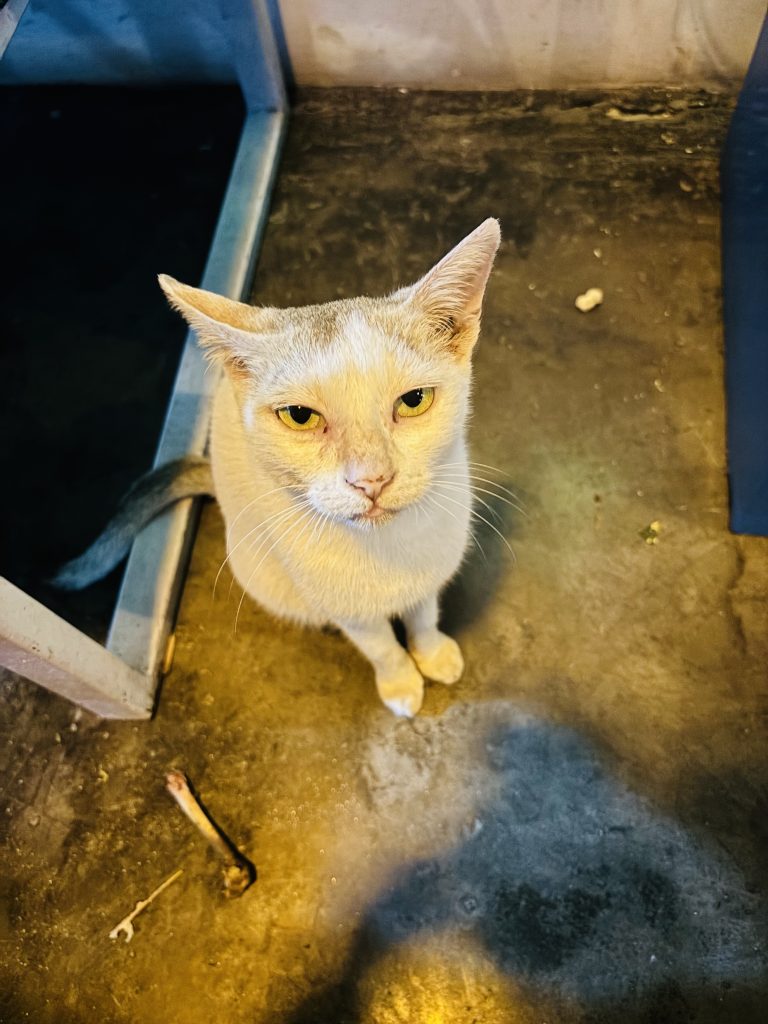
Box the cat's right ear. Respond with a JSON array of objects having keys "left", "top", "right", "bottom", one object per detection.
[{"left": 158, "top": 275, "right": 276, "bottom": 379}]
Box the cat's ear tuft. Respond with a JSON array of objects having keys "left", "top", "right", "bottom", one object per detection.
[
  {"left": 407, "top": 218, "right": 501, "bottom": 359},
  {"left": 158, "top": 275, "right": 276, "bottom": 379}
]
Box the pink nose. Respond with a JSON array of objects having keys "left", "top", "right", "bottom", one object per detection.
[{"left": 346, "top": 473, "right": 394, "bottom": 501}]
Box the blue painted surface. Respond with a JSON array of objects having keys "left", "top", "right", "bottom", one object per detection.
[
  {"left": 0, "top": 0, "right": 236, "bottom": 85},
  {"left": 722, "top": 15, "right": 768, "bottom": 535}
]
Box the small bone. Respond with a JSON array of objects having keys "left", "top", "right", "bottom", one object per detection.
[
  {"left": 166, "top": 770, "right": 255, "bottom": 898},
  {"left": 108, "top": 868, "right": 183, "bottom": 943}
]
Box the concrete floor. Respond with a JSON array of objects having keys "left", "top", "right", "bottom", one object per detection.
[{"left": 2, "top": 89, "right": 767, "bottom": 1023}]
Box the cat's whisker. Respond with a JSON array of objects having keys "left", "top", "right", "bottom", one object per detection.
[
  {"left": 309, "top": 505, "right": 335, "bottom": 548},
  {"left": 441, "top": 459, "right": 518, "bottom": 484},
  {"left": 436, "top": 468, "right": 528, "bottom": 510},
  {"left": 320, "top": 510, "right": 334, "bottom": 543},
  {"left": 231, "top": 501, "right": 314, "bottom": 598},
  {"left": 434, "top": 477, "right": 528, "bottom": 518},
  {"left": 243, "top": 501, "right": 313, "bottom": 557},
  {"left": 216, "top": 518, "right": 289, "bottom": 602},
  {"left": 425, "top": 494, "right": 487, "bottom": 563},
  {"left": 216, "top": 504, "right": 296, "bottom": 593},
  {"left": 439, "top": 459, "right": 524, "bottom": 485},
  {"left": 234, "top": 507, "right": 316, "bottom": 634},
  {"left": 433, "top": 488, "right": 516, "bottom": 564},
  {"left": 434, "top": 480, "right": 504, "bottom": 523},
  {"left": 468, "top": 460, "right": 514, "bottom": 477},
  {"left": 313, "top": 511, "right": 334, "bottom": 553},
  {"left": 422, "top": 493, "right": 456, "bottom": 535},
  {"left": 441, "top": 460, "right": 509, "bottom": 474},
  {"left": 440, "top": 480, "right": 528, "bottom": 516},
  {"left": 465, "top": 479, "right": 528, "bottom": 512},
  {"left": 469, "top": 528, "right": 488, "bottom": 564},
  {"left": 313, "top": 510, "right": 328, "bottom": 545},
  {"left": 215, "top": 500, "right": 311, "bottom": 599},
  {"left": 226, "top": 485, "right": 298, "bottom": 546},
  {"left": 234, "top": 505, "right": 319, "bottom": 631},
  {"left": 309, "top": 510, "right": 323, "bottom": 546},
  {"left": 293, "top": 508, "right": 322, "bottom": 552}
]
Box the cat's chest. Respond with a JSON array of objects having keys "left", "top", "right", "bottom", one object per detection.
[
  {"left": 230, "top": 490, "right": 469, "bottom": 621},
  {"left": 293, "top": 500, "right": 469, "bottom": 615}
]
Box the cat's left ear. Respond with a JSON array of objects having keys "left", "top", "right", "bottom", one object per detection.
[{"left": 405, "top": 218, "right": 501, "bottom": 361}]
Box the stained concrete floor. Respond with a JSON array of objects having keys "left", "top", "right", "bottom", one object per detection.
[{"left": 2, "top": 89, "right": 768, "bottom": 1023}]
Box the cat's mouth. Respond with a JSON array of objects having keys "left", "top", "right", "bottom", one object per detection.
[{"left": 350, "top": 506, "right": 397, "bottom": 527}]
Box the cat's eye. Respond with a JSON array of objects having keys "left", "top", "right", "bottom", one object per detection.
[
  {"left": 394, "top": 387, "right": 435, "bottom": 419},
  {"left": 277, "top": 405, "right": 324, "bottom": 431}
]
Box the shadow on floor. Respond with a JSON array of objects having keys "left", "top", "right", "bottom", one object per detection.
[
  {"left": 0, "top": 992, "right": 84, "bottom": 1024},
  {"left": 280, "top": 716, "right": 767, "bottom": 1023}
]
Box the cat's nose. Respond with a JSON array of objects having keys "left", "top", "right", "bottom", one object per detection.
[{"left": 346, "top": 472, "right": 394, "bottom": 501}]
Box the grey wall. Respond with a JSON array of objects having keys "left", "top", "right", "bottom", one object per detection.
[{"left": 280, "top": 0, "right": 766, "bottom": 89}]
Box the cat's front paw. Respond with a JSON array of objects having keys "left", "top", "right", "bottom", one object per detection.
[
  {"left": 376, "top": 659, "right": 424, "bottom": 718},
  {"left": 410, "top": 632, "right": 464, "bottom": 685}
]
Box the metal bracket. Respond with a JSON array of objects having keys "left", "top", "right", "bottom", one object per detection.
[
  {"left": 107, "top": 108, "right": 285, "bottom": 683},
  {"left": 0, "top": 578, "right": 152, "bottom": 719}
]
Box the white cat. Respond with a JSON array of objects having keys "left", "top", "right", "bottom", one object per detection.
[
  {"left": 58, "top": 219, "right": 501, "bottom": 717},
  {"left": 159, "top": 218, "right": 501, "bottom": 715}
]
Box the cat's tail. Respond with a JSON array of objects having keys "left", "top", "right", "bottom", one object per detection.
[{"left": 51, "top": 456, "right": 215, "bottom": 590}]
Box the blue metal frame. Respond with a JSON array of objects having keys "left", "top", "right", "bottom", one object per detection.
[
  {"left": 722, "top": 13, "right": 768, "bottom": 536},
  {"left": 107, "top": 1, "right": 288, "bottom": 696}
]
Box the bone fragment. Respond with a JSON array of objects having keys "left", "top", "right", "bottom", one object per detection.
[{"left": 166, "top": 770, "right": 255, "bottom": 898}]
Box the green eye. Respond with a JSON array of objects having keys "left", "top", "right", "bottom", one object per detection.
[
  {"left": 395, "top": 387, "right": 435, "bottom": 419},
  {"left": 277, "top": 405, "right": 324, "bottom": 431}
]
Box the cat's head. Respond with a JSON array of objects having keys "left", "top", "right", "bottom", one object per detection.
[{"left": 160, "top": 218, "right": 500, "bottom": 528}]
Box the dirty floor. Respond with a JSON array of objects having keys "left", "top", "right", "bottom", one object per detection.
[{"left": 1, "top": 89, "right": 767, "bottom": 1023}]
